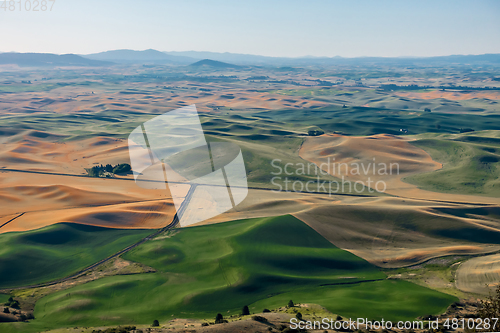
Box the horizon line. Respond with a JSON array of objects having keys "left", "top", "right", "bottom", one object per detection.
[{"left": 1, "top": 49, "right": 499, "bottom": 60}]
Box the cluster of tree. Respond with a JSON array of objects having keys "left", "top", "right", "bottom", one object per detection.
[
  {"left": 440, "top": 85, "right": 500, "bottom": 91},
  {"left": 4, "top": 297, "right": 20, "bottom": 309},
  {"left": 379, "top": 84, "right": 500, "bottom": 91},
  {"left": 460, "top": 128, "right": 475, "bottom": 133},
  {"left": 86, "top": 163, "right": 131, "bottom": 178}
]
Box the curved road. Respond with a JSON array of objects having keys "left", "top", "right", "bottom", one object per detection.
[{"left": 0, "top": 212, "right": 25, "bottom": 229}]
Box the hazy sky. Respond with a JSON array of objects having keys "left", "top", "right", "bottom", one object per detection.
[{"left": 1, "top": 0, "right": 499, "bottom": 57}]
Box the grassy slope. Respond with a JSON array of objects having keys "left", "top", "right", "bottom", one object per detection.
[
  {"left": 405, "top": 131, "right": 500, "bottom": 197},
  {"left": 0, "top": 223, "right": 151, "bottom": 288},
  {"left": 3, "top": 215, "right": 456, "bottom": 332},
  {"left": 249, "top": 279, "right": 454, "bottom": 321}
]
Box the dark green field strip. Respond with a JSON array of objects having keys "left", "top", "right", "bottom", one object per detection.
[{"left": 0, "top": 223, "right": 151, "bottom": 288}]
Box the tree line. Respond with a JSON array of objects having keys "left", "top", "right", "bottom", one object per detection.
[{"left": 85, "top": 163, "right": 131, "bottom": 178}]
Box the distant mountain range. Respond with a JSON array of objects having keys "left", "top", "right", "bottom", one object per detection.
[
  {"left": 0, "top": 53, "right": 111, "bottom": 67},
  {"left": 1, "top": 49, "right": 499, "bottom": 67},
  {"left": 166, "top": 51, "right": 500, "bottom": 66},
  {"left": 83, "top": 49, "right": 195, "bottom": 64}
]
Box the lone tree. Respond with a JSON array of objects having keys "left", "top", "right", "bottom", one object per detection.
[
  {"left": 288, "top": 300, "right": 294, "bottom": 308},
  {"left": 479, "top": 285, "right": 500, "bottom": 318},
  {"left": 296, "top": 312, "right": 303, "bottom": 321},
  {"left": 308, "top": 129, "right": 324, "bottom": 136},
  {"left": 242, "top": 305, "right": 250, "bottom": 316},
  {"left": 215, "top": 313, "right": 224, "bottom": 324},
  {"left": 3, "top": 307, "right": 8, "bottom": 313},
  {"left": 152, "top": 319, "right": 159, "bottom": 327}
]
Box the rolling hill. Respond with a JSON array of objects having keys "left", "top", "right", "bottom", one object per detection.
[
  {"left": 189, "top": 58, "right": 241, "bottom": 69},
  {"left": 1, "top": 215, "right": 456, "bottom": 332}
]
